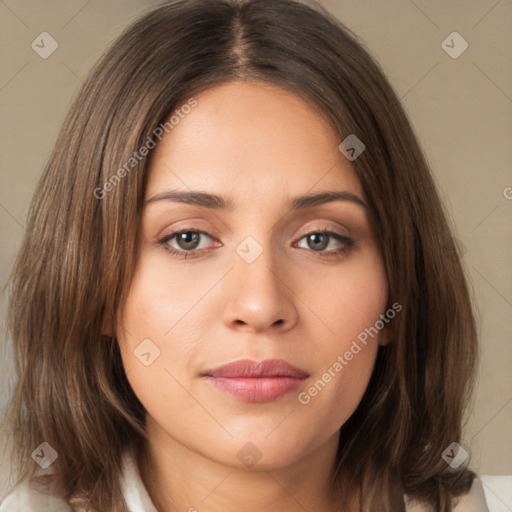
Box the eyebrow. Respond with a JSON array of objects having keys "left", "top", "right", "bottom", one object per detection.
[{"left": 144, "top": 189, "right": 367, "bottom": 210}]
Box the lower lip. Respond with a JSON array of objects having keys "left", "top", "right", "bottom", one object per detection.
[{"left": 204, "top": 376, "right": 305, "bottom": 402}]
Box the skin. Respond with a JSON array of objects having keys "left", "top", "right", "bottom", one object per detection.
[{"left": 114, "top": 80, "right": 390, "bottom": 512}]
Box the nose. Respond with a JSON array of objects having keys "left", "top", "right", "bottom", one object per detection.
[{"left": 222, "top": 244, "right": 298, "bottom": 334}]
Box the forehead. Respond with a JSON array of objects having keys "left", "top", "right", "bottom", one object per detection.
[{"left": 146, "top": 80, "right": 363, "bottom": 203}]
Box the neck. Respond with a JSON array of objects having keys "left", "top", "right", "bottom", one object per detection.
[{"left": 138, "top": 422, "right": 350, "bottom": 512}]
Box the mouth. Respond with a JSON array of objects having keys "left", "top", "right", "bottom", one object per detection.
[{"left": 201, "top": 359, "right": 309, "bottom": 402}]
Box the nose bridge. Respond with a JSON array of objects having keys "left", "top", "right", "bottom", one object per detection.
[
  {"left": 222, "top": 233, "right": 297, "bottom": 332},
  {"left": 234, "top": 233, "right": 284, "bottom": 300}
]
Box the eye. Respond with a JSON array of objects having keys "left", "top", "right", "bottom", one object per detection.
[
  {"left": 158, "top": 228, "right": 355, "bottom": 260},
  {"left": 158, "top": 229, "right": 217, "bottom": 259},
  {"left": 295, "top": 229, "right": 354, "bottom": 258}
]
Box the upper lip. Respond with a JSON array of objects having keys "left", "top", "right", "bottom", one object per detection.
[{"left": 203, "top": 359, "right": 309, "bottom": 379}]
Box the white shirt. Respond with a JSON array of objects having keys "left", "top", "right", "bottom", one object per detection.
[{"left": 0, "top": 450, "right": 489, "bottom": 511}]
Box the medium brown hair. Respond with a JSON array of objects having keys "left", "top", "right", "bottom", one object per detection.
[{"left": 3, "top": 0, "right": 478, "bottom": 510}]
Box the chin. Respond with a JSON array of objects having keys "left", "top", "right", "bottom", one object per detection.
[{"left": 210, "top": 429, "right": 327, "bottom": 471}]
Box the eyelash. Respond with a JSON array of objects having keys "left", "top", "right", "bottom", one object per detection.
[{"left": 158, "top": 227, "right": 355, "bottom": 260}]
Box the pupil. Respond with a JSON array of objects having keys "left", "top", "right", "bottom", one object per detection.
[
  {"left": 179, "top": 232, "right": 199, "bottom": 250},
  {"left": 309, "top": 233, "right": 328, "bottom": 251}
]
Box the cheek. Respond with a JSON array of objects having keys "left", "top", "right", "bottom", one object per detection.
[
  {"left": 115, "top": 257, "right": 192, "bottom": 403},
  {"left": 114, "top": 250, "right": 226, "bottom": 418},
  {"left": 305, "top": 249, "right": 388, "bottom": 345},
  {"left": 118, "top": 249, "right": 215, "bottom": 342},
  {"left": 296, "top": 251, "right": 387, "bottom": 422},
  {"left": 296, "top": 327, "right": 380, "bottom": 441}
]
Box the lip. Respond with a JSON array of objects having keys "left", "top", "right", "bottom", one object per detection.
[{"left": 202, "top": 359, "right": 309, "bottom": 402}]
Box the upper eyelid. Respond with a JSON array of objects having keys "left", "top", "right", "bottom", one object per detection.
[{"left": 162, "top": 225, "right": 348, "bottom": 238}]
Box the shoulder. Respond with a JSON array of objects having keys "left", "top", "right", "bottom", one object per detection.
[
  {"left": 0, "top": 449, "right": 153, "bottom": 512},
  {"left": 0, "top": 474, "right": 73, "bottom": 512},
  {"left": 405, "top": 477, "right": 489, "bottom": 511}
]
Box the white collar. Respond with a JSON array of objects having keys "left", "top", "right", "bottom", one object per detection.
[
  {"left": 0, "top": 450, "right": 489, "bottom": 511},
  {"left": 119, "top": 451, "right": 489, "bottom": 512},
  {"left": 119, "top": 450, "right": 158, "bottom": 512}
]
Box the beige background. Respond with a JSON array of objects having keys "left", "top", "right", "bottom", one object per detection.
[{"left": 1, "top": 0, "right": 511, "bottom": 498}]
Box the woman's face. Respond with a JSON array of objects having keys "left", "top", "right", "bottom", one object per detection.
[{"left": 116, "top": 80, "right": 389, "bottom": 470}]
